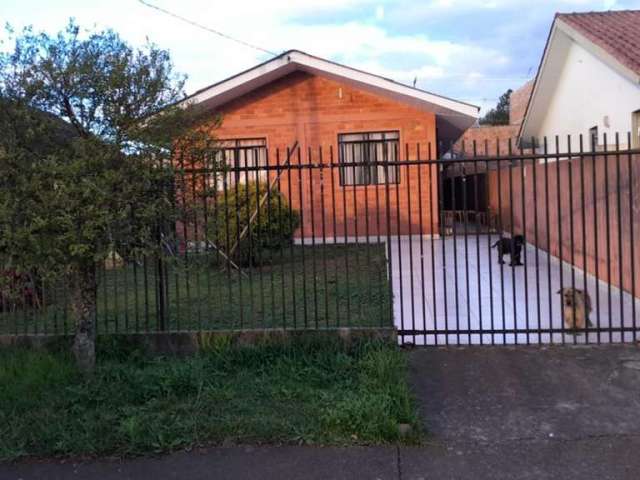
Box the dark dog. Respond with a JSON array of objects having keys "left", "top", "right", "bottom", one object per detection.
[{"left": 492, "top": 235, "right": 525, "bottom": 266}]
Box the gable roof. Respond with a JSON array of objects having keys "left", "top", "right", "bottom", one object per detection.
[
  {"left": 183, "top": 49, "right": 479, "bottom": 143},
  {"left": 558, "top": 10, "right": 640, "bottom": 78},
  {"left": 519, "top": 10, "right": 640, "bottom": 140}
]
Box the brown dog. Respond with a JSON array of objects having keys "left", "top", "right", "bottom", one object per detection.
[{"left": 557, "top": 288, "right": 593, "bottom": 333}]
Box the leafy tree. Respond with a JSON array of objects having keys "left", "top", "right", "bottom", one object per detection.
[
  {"left": 0, "top": 21, "right": 215, "bottom": 371},
  {"left": 479, "top": 89, "right": 512, "bottom": 126}
]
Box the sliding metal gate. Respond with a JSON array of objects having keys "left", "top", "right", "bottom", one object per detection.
[{"left": 2, "top": 135, "right": 639, "bottom": 346}]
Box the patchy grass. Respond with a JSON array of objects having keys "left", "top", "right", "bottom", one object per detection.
[
  {"left": 1, "top": 244, "right": 392, "bottom": 334},
  {"left": 0, "top": 338, "right": 420, "bottom": 461}
]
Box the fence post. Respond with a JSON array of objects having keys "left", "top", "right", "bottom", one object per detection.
[{"left": 156, "top": 254, "right": 166, "bottom": 331}]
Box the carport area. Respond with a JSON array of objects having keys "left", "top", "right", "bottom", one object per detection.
[{"left": 389, "top": 235, "right": 640, "bottom": 345}]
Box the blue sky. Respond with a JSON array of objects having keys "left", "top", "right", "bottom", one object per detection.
[{"left": 2, "top": 0, "right": 640, "bottom": 114}]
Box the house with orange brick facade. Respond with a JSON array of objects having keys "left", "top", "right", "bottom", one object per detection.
[{"left": 182, "top": 50, "right": 479, "bottom": 239}]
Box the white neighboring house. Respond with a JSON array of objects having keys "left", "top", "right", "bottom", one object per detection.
[{"left": 520, "top": 10, "right": 640, "bottom": 153}]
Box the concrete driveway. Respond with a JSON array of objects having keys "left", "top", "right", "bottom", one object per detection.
[
  {"left": 403, "top": 345, "right": 640, "bottom": 479},
  {"left": 390, "top": 236, "right": 640, "bottom": 345}
]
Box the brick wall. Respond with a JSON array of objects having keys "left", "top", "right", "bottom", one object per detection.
[
  {"left": 454, "top": 80, "right": 534, "bottom": 156},
  {"left": 487, "top": 154, "right": 640, "bottom": 297},
  {"left": 455, "top": 124, "right": 520, "bottom": 156},
  {"left": 200, "top": 71, "right": 439, "bottom": 238},
  {"left": 509, "top": 79, "right": 534, "bottom": 126}
]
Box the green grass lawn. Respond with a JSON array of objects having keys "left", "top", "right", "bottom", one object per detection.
[
  {"left": 0, "top": 338, "right": 420, "bottom": 461},
  {"left": 1, "top": 244, "right": 392, "bottom": 335}
]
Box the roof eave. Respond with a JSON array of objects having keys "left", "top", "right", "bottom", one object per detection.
[
  {"left": 519, "top": 15, "right": 640, "bottom": 141},
  {"left": 518, "top": 17, "right": 558, "bottom": 142},
  {"left": 183, "top": 50, "right": 479, "bottom": 125},
  {"left": 556, "top": 18, "right": 640, "bottom": 85}
]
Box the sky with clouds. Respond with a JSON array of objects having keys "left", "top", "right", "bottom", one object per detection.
[{"left": 2, "top": 0, "right": 639, "bottom": 114}]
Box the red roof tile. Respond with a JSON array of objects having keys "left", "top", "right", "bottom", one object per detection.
[{"left": 557, "top": 10, "right": 640, "bottom": 77}]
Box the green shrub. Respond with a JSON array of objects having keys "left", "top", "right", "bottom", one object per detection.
[{"left": 212, "top": 181, "right": 300, "bottom": 265}]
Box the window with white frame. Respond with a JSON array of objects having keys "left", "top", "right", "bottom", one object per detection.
[
  {"left": 215, "top": 138, "right": 268, "bottom": 188},
  {"left": 338, "top": 131, "right": 400, "bottom": 186}
]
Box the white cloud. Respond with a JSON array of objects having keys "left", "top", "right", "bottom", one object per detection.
[
  {"left": 263, "top": 21, "right": 508, "bottom": 85},
  {"left": 2, "top": 0, "right": 634, "bottom": 113},
  {"left": 2, "top": 0, "right": 509, "bottom": 97}
]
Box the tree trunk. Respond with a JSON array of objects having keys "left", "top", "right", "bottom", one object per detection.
[{"left": 69, "top": 265, "right": 97, "bottom": 373}]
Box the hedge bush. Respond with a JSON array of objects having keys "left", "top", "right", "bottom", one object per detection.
[{"left": 211, "top": 181, "right": 300, "bottom": 265}]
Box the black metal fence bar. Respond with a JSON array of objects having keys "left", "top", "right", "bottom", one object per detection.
[{"left": 1, "top": 136, "right": 639, "bottom": 347}]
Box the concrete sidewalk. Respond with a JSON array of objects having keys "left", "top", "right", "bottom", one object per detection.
[
  {"left": 5, "top": 440, "right": 640, "bottom": 480},
  {"left": 3, "top": 345, "right": 640, "bottom": 480},
  {"left": 0, "top": 446, "right": 399, "bottom": 480}
]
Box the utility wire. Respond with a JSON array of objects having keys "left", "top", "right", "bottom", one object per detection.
[
  {"left": 138, "top": 0, "right": 278, "bottom": 56},
  {"left": 137, "top": 0, "right": 530, "bottom": 103},
  {"left": 137, "top": 1, "right": 532, "bottom": 83}
]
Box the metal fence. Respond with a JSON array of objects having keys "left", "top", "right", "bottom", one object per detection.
[{"left": 1, "top": 133, "right": 639, "bottom": 346}]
